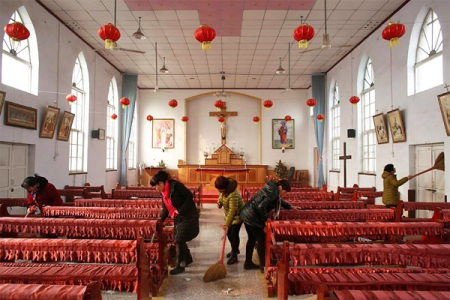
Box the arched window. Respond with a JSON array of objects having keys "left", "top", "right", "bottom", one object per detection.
[
  {"left": 361, "top": 58, "right": 376, "bottom": 173},
  {"left": 415, "top": 9, "right": 443, "bottom": 93},
  {"left": 106, "top": 78, "right": 118, "bottom": 170},
  {"left": 128, "top": 108, "right": 137, "bottom": 169},
  {"left": 2, "top": 8, "right": 39, "bottom": 94},
  {"left": 69, "top": 54, "right": 89, "bottom": 173},
  {"left": 331, "top": 82, "right": 340, "bottom": 170}
]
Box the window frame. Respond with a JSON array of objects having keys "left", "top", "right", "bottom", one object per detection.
[
  {"left": 106, "top": 78, "right": 118, "bottom": 171},
  {"left": 361, "top": 58, "right": 376, "bottom": 174},
  {"left": 331, "top": 82, "right": 340, "bottom": 171}
]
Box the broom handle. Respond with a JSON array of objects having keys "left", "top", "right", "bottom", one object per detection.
[
  {"left": 218, "top": 228, "right": 228, "bottom": 263},
  {"left": 409, "top": 166, "right": 435, "bottom": 180}
]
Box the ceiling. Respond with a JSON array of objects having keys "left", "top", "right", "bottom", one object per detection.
[{"left": 36, "top": 0, "right": 408, "bottom": 90}]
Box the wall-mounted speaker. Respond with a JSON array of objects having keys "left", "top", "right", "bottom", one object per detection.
[{"left": 347, "top": 129, "right": 356, "bottom": 138}]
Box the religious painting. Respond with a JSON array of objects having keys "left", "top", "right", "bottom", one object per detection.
[
  {"left": 387, "top": 109, "right": 406, "bottom": 143},
  {"left": 0, "top": 91, "right": 5, "bottom": 116},
  {"left": 56, "top": 111, "right": 75, "bottom": 141},
  {"left": 437, "top": 91, "right": 450, "bottom": 136},
  {"left": 4, "top": 101, "right": 37, "bottom": 130},
  {"left": 272, "top": 119, "right": 295, "bottom": 149},
  {"left": 373, "top": 113, "right": 389, "bottom": 144},
  {"left": 152, "top": 119, "right": 175, "bottom": 149},
  {"left": 39, "top": 105, "right": 60, "bottom": 138}
]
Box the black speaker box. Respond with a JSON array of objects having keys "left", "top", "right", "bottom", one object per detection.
[{"left": 347, "top": 129, "right": 356, "bottom": 138}]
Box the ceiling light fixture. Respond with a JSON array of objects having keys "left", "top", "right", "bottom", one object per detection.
[
  {"left": 214, "top": 72, "right": 231, "bottom": 97},
  {"left": 275, "top": 57, "right": 285, "bottom": 74},
  {"left": 160, "top": 57, "right": 169, "bottom": 74},
  {"left": 132, "top": 17, "right": 145, "bottom": 40}
]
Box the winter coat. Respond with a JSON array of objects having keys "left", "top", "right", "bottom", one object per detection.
[
  {"left": 382, "top": 171, "right": 408, "bottom": 206},
  {"left": 160, "top": 179, "right": 199, "bottom": 243},
  {"left": 239, "top": 181, "right": 292, "bottom": 228},
  {"left": 217, "top": 178, "right": 244, "bottom": 227},
  {"left": 27, "top": 182, "right": 63, "bottom": 209}
]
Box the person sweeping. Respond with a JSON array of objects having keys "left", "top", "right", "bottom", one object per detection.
[
  {"left": 381, "top": 164, "right": 413, "bottom": 208},
  {"left": 151, "top": 170, "right": 199, "bottom": 275}
]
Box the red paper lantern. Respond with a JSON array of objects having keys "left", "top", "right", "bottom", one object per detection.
[
  {"left": 306, "top": 98, "right": 317, "bottom": 107},
  {"left": 146, "top": 115, "right": 153, "bottom": 122},
  {"left": 293, "top": 23, "right": 315, "bottom": 49},
  {"left": 263, "top": 100, "right": 273, "bottom": 110},
  {"left": 214, "top": 100, "right": 224, "bottom": 111},
  {"left": 120, "top": 97, "right": 130, "bottom": 109},
  {"left": 317, "top": 114, "right": 325, "bottom": 122},
  {"left": 382, "top": 22, "right": 405, "bottom": 48},
  {"left": 194, "top": 24, "right": 216, "bottom": 50},
  {"left": 168, "top": 99, "right": 178, "bottom": 109},
  {"left": 253, "top": 116, "right": 260, "bottom": 124},
  {"left": 285, "top": 115, "right": 292, "bottom": 121},
  {"left": 349, "top": 96, "right": 360, "bottom": 106},
  {"left": 4, "top": 22, "right": 30, "bottom": 43},
  {"left": 181, "top": 116, "right": 189, "bottom": 122},
  {"left": 218, "top": 116, "right": 225, "bottom": 123},
  {"left": 98, "top": 23, "right": 121, "bottom": 49},
  {"left": 66, "top": 94, "right": 77, "bottom": 105},
  {"left": 111, "top": 113, "right": 118, "bottom": 120}
]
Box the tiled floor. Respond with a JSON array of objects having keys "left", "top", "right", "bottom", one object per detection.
[{"left": 102, "top": 204, "right": 316, "bottom": 300}]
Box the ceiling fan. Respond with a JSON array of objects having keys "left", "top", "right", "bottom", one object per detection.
[
  {"left": 281, "top": 43, "right": 293, "bottom": 93},
  {"left": 300, "top": 0, "right": 353, "bottom": 53},
  {"left": 95, "top": 0, "right": 145, "bottom": 54},
  {"left": 214, "top": 72, "right": 231, "bottom": 97}
]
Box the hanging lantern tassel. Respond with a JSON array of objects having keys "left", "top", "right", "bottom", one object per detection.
[
  {"left": 293, "top": 21, "right": 315, "bottom": 49},
  {"left": 194, "top": 24, "right": 216, "bottom": 51}
]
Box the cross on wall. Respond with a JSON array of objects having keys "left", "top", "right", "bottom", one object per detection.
[
  {"left": 339, "top": 142, "right": 352, "bottom": 187},
  {"left": 209, "top": 103, "right": 237, "bottom": 145}
]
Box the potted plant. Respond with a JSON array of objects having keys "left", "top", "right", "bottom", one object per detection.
[{"left": 274, "top": 160, "right": 288, "bottom": 180}]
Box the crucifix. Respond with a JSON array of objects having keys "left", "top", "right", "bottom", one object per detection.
[
  {"left": 444, "top": 83, "right": 449, "bottom": 92},
  {"left": 209, "top": 103, "right": 237, "bottom": 145},
  {"left": 339, "top": 142, "right": 352, "bottom": 187}
]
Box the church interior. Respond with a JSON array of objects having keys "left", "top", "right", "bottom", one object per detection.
[{"left": 0, "top": 0, "right": 449, "bottom": 299}]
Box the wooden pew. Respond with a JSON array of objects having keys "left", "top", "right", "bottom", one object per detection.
[
  {"left": 335, "top": 186, "right": 376, "bottom": 201},
  {"left": 283, "top": 191, "right": 334, "bottom": 201},
  {"left": 0, "top": 282, "right": 102, "bottom": 300},
  {"left": 58, "top": 189, "right": 84, "bottom": 202},
  {"left": 42, "top": 206, "right": 163, "bottom": 220},
  {"left": 352, "top": 190, "right": 383, "bottom": 205},
  {"left": 287, "top": 201, "right": 366, "bottom": 210},
  {"left": 273, "top": 208, "right": 395, "bottom": 222},
  {"left": 0, "top": 198, "right": 28, "bottom": 207},
  {"left": 74, "top": 199, "right": 162, "bottom": 209},
  {"left": 111, "top": 189, "right": 161, "bottom": 199}
]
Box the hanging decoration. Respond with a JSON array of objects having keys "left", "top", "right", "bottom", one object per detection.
[
  {"left": 263, "top": 100, "right": 273, "bottom": 110},
  {"left": 253, "top": 116, "right": 260, "bottom": 124},
  {"left": 317, "top": 114, "right": 324, "bottom": 122},
  {"left": 306, "top": 98, "right": 317, "bottom": 107},
  {"left": 98, "top": 23, "right": 121, "bottom": 49},
  {"left": 218, "top": 116, "right": 225, "bottom": 123},
  {"left": 349, "top": 96, "right": 360, "bottom": 106},
  {"left": 293, "top": 17, "right": 315, "bottom": 49},
  {"left": 120, "top": 97, "right": 130, "bottom": 109},
  {"left": 181, "top": 116, "right": 189, "bottom": 122},
  {"left": 111, "top": 113, "right": 118, "bottom": 120},
  {"left": 4, "top": 22, "right": 30, "bottom": 44},
  {"left": 382, "top": 22, "right": 405, "bottom": 48},
  {"left": 214, "top": 100, "right": 225, "bottom": 111},
  {"left": 168, "top": 99, "right": 178, "bottom": 109},
  {"left": 146, "top": 115, "right": 153, "bottom": 122},
  {"left": 66, "top": 94, "right": 77, "bottom": 105},
  {"left": 284, "top": 115, "right": 292, "bottom": 121},
  {"left": 194, "top": 24, "right": 216, "bottom": 50}
]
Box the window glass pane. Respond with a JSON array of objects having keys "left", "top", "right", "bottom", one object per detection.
[{"left": 416, "top": 54, "right": 443, "bottom": 92}]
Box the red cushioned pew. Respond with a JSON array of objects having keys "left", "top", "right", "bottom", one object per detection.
[{"left": 0, "top": 282, "right": 102, "bottom": 300}]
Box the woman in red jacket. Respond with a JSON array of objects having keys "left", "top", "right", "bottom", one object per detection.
[{"left": 21, "top": 174, "right": 63, "bottom": 215}]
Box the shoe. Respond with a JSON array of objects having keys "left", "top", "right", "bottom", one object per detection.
[
  {"left": 170, "top": 266, "right": 185, "bottom": 275},
  {"left": 185, "top": 250, "right": 193, "bottom": 266},
  {"left": 226, "top": 249, "right": 240, "bottom": 258},
  {"left": 244, "top": 261, "right": 259, "bottom": 270},
  {"left": 227, "top": 252, "right": 238, "bottom": 265}
]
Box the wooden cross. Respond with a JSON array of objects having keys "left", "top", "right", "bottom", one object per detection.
[
  {"left": 209, "top": 103, "right": 237, "bottom": 145},
  {"left": 444, "top": 83, "right": 449, "bottom": 92},
  {"left": 339, "top": 142, "right": 352, "bottom": 187}
]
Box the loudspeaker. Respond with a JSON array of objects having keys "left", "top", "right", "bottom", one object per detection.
[
  {"left": 91, "top": 129, "right": 100, "bottom": 139},
  {"left": 347, "top": 129, "right": 356, "bottom": 138}
]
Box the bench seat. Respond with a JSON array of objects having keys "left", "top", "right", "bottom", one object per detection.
[{"left": 0, "top": 282, "right": 102, "bottom": 300}]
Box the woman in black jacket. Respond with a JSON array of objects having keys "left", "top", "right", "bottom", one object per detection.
[
  {"left": 151, "top": 170, "right": 199, "bottom": 275},
  {"left": 239, "top": 180, "right": 291, "bottom": 271}
]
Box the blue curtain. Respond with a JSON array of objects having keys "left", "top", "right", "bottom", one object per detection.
[
  {"left": 119, "top": 74, "right": 138, "bottom": 186},
  {"left": 312, "top": 73, "right": 326, "bottom": 188}
]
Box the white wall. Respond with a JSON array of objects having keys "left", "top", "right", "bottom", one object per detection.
[
  {"left": 0, "top": 0, "right": 123, "bottom": 191},
  {"left": 326, "top": 0, "right": 450, "bottom": 200}
]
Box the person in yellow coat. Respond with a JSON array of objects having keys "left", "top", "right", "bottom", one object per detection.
[
  {"left": 215, "top": 176, "right": 245, "bottom": 265},
  {"left": 382, "top": 164, "right": 412, "bottom": 208}
]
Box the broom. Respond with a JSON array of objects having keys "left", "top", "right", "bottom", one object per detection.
[
  {"left": 203, "top": 228, "right": 227, "bottom": 283},
  {"left": 409, "top": 152, "right": 445, "bottom": 180}
]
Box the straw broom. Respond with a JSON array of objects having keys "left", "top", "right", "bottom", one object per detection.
[
  {"left": 410, "top": 152, "right": 445, "bottom": 179},
  {"left": 203, "top": 229, "right": 227, "bottom": 283}
]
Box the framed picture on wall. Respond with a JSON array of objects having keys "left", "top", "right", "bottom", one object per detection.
[
  {"left": 272, "top": 119, "right": 295, "bottom": 149},
  {"left": 387, "top": 109, "right": 406, "bottom": 143},
  {"left": 0, "top": 91, "right": 5, "bottom": 116},
  {"left": 4, "top": 101, "right": 37, "bottom": 130},
  {"left": 152, "top": 119, "right": 175, "bottom": 148},
  {"left": 437, "top": 91, "right": 450, "bottom": 136},
  {"left": 39, "top": 105, "right": 60, "bottom": 138},
  {"left": 56, "top": 111, "right": 75, "bottom": 141},
  {"left": 373, "top": 113, "right": 389, "bottom": 144}
]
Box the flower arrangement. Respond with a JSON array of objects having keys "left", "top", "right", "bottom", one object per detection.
[{"left": 274, "top": 160, "right": 288, "bottom": 179}]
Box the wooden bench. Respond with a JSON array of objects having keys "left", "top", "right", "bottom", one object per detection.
[
  {"left": 0, "top": 282, "right": 102, "bottom": 300},
  {"left": 74, "top": 199, "right": 162, "bottom": 209},
  {"left": 287, "top": 201, "right": 366, "bottom": 210},
  {"left": 335, "top": 186, "right": 375, "bottom": 201},
  {"left": 57, "top": 189, "right": 84, "bottom": 202},
  {"left": 42, "top": 206, "right": 163, "bottom": 220},
  {"left": 0, "top": 198, "right": 28, "bottom": 207},
  {"left": 111, "top": 189, "right": 161, "bottom": 199},
  {"left": 273, "top": 208, "right": 395, "bottom": 222},
  {"left": 283, "top": 191, "right": 334, "bottom": 201},
  {"left": 352, "top": 190, "right": 383, "bottom": 205}
]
